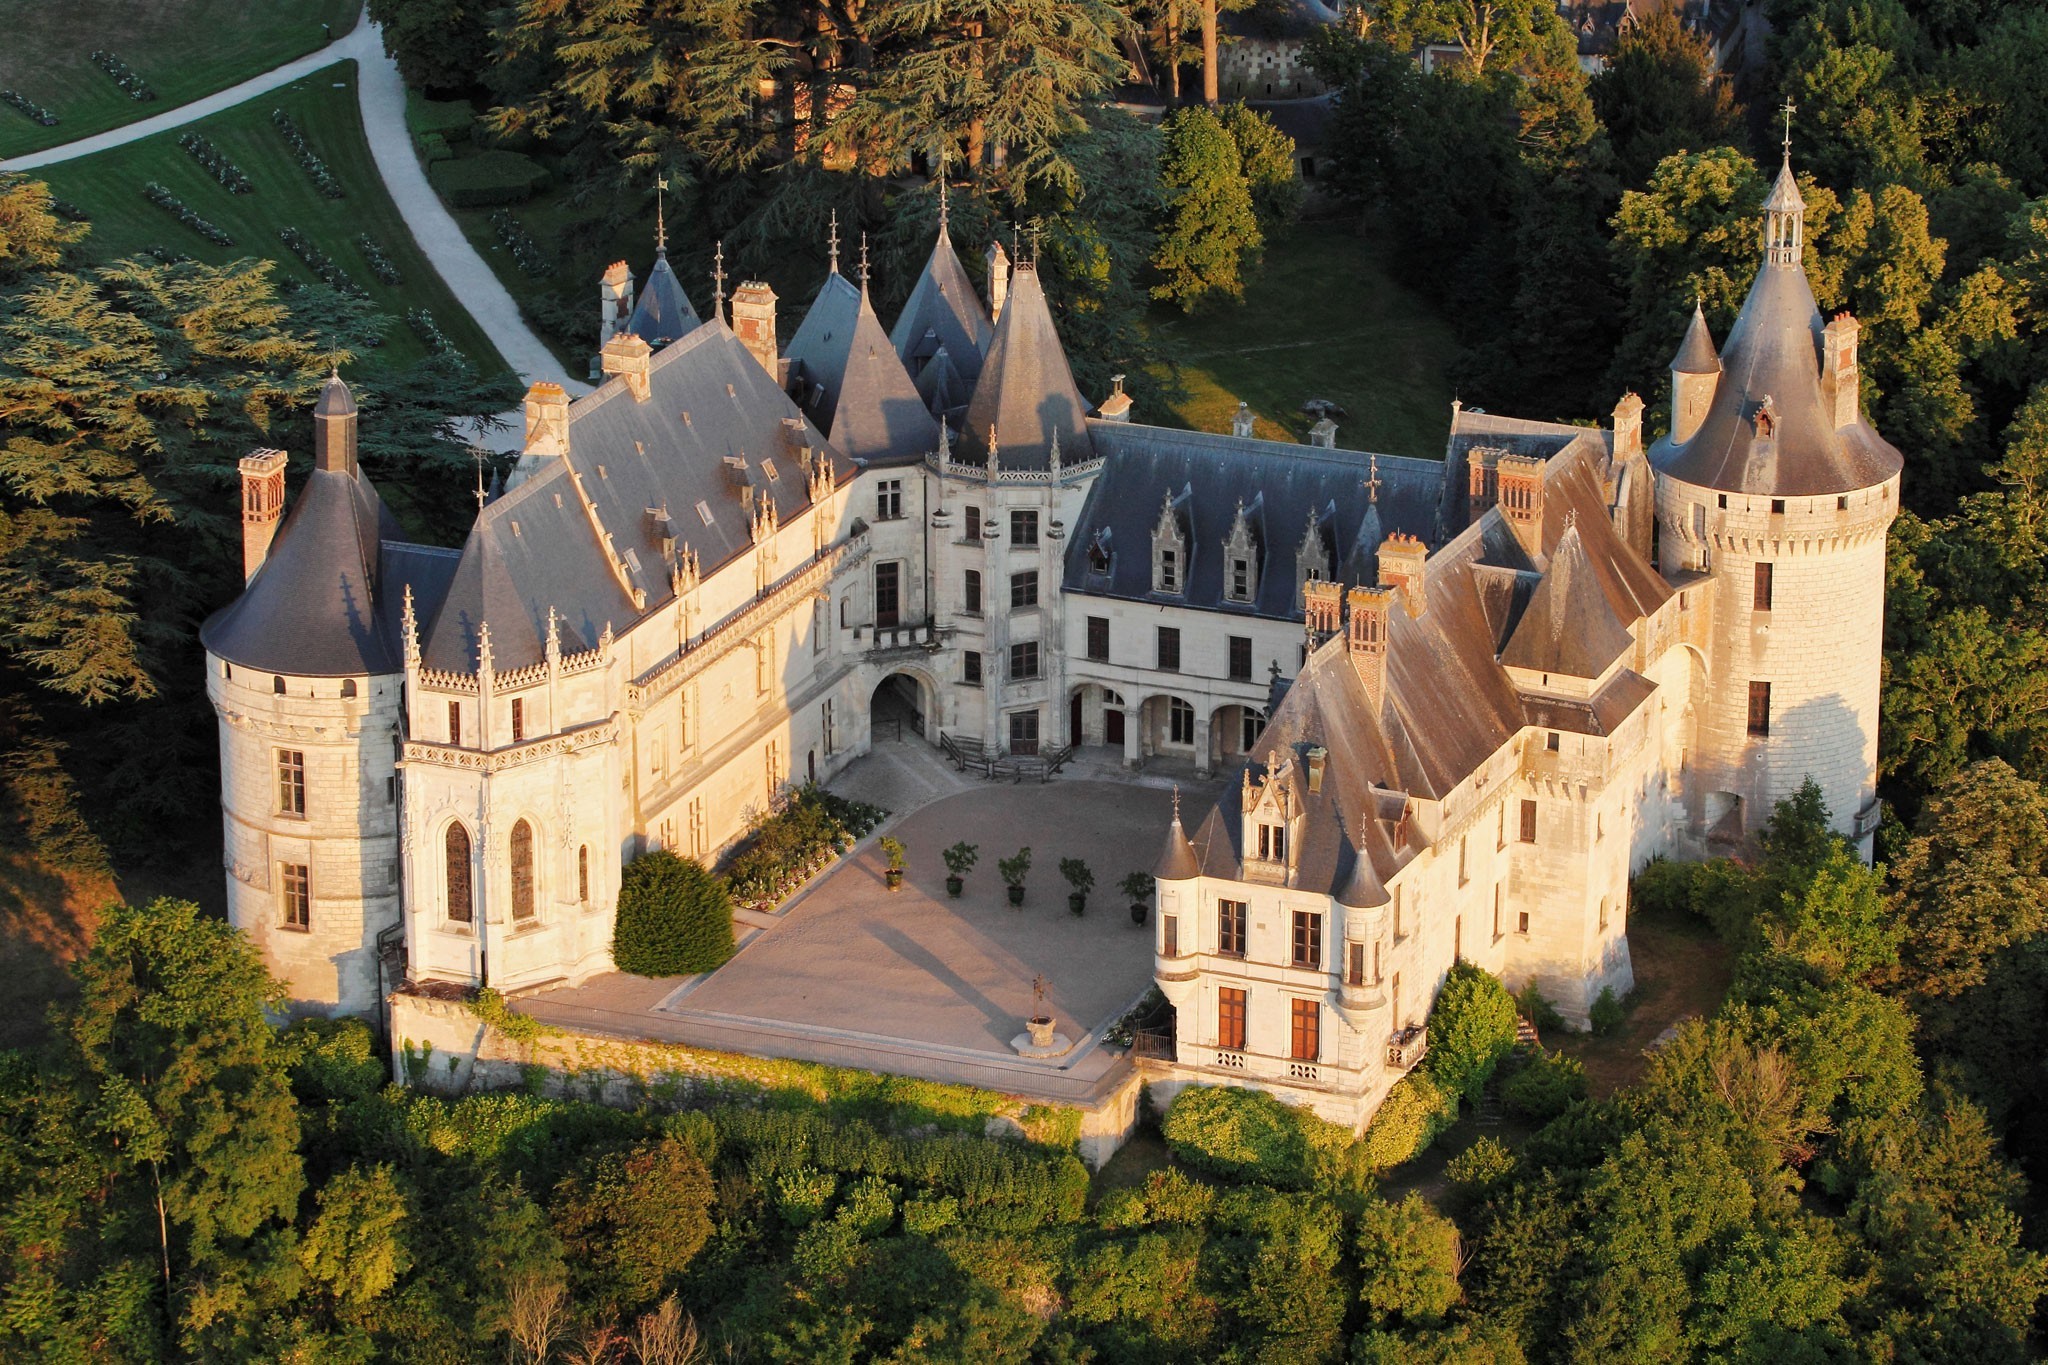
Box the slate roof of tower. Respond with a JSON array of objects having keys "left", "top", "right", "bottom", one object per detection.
[
  {"left": 625, "top": 253, "right": 701, "bottom": 348},
  {"left": 891, "top": 224, "right": 991, "bottom": 392},
  {"left": 785, "top": 270, "right": 938, "bottom": 467},
  {"left": 417, "top": 322, "right": 850, "bottom": 673},
  {"left": 1671, "top": 303, "right": 1721, "bottom": 374},
  {"left": 1068, "top": 423, "right": 1444, "bottom": 620},
  {"left": 959, "top": 262, "right": 1093, "bottom": 469}
]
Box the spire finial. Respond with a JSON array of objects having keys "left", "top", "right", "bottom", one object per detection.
[
  {"left": 1172, "top": 784, "right": 1182, "bottom": 824},
  {"left": 1367, "top": 453, "right": 1381, "bottom": 504},
  {"left": 828, "top": 208, "right": 840, "bottom": 276},
  {"left": 655, "top": 173, "right": 669, "bottom": 254},
  {"left": 470, "top": 440, "right": 487, "bottom": 512},
  {"left": 937, "top": 156, "right": 950, "bottom": 234},
  {"left": 711, "top": 240, "right": 726, "bottom": 323},
  {"left": 1781, "top": 97, "right": 1796, "bottom": 160},
  {"left": 859, "top": 231, "right": 870, "bottom": 288}
]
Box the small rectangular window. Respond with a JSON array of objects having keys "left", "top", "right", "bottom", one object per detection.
[
  {"left": 1770, "top": 498, "right": 1785, "bottom": 515},
  {"left": 1291, "top": 910, "right": 1322, "bottom": 969},
  {"left": 1753, "top": 562, "right": 1774, "bottom": 611},
  {"left": 1219, "top": 986, "right": 1247, "bottom": 1051},
  {"left": 1230, "top": 559, "right": 1250, "bottom": 600},
  {"left": 1290, "top": 999, "right": 1320, "bottom": 1061},
  {"left": 1519, "top": 799, "right": 1537, "bottom": 843},
  {"left": 1259, "top": 822, "right": 1288, "bottom": 862},
  {"left": 876, "top": 478, "right": 903, "bottom": 520},
  {"left": 448, "top": 701, "right": 461, "bottom": 748},
  {"left": 1170, "top": 697, "right": 1196, "bottom": 745},
  {"left": 1158, "top": 548, "right": 1179, "bottom": 593},
  {"left": 1518, "top": 910, "right": 1530, "bottom": 934},
  {"left": 1228, "top": 635, "right": 1252, "bottom": 682},
  {"left": 510, "top": 698, "right": 525, "bottom": 744},
  {"left": 1546, "top": 732, "right": 1560, "bottom": 751},
  {"left": 1347, "top": 940, "right": 1365, "bottom": 988},
  {"left": 1009, "top": 641, "right": 1041, "bottom": 679},
  {"left": 1748, "top": 681, "right": 1772, "bottom": 736},
  {"left": 963, "top": 569, "right": 983, "bottom": 616},
  {"left": 1218, "top": 899, "right": 1247, "bottom": 957},
  {"left": 277, "top": 750, "right": 305, "bottom": 817},
  {"left": 1010, "top": 570, "right": 1039, "bottom": 611},
  {"left": 280, "top": 862, "right": 310, "bottom": 930},
  {"left": 963, "top": 651, "right": 983, "bottom": 686},
  {"left": 1087, "top": 616, "right": 1109, "bottom": 661},
  {"left": 1163, "top": 914, "right": 1179, "bottom": 957},
  {"left": 1157, "top": 626, "right": 1181, "bottom": 673},
  {"left": 1010, "top": 509, "right": 1038, "bottom": 546},
  {"left": 1493, "top": 885, "right": 1502, "bottom": 940}
]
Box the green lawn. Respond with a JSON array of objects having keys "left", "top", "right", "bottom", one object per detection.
[
  {"left": 1146, "top": 229, "right": 1459, "bottom": 462},
  {"left": 34, "top": 65, "right": 509, "bottom": 379},
  {"left": 0, "top": 0, "right": 358, "bottom": 158}
]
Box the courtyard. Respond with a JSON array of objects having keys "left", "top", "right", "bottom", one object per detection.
[{"left": 524, "top": 743, "right": 1223, "bottom": 1103}]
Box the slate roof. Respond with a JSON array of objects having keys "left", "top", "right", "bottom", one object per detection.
[
  {"left": 958, "top": 262, "right": 1094, "bottom": 469},
  {"left": 1499, "top": 522, "right": 1635, "bottom": 679},
  {"left": 890, "top": 224, "right": 991, "bottom": 398},
  {"left": 1068, "top": 423, "right": 1444, "bottom": 620},
  {"left": 1671, "top": 302, "right": 1721, "bottom": 374},
  {"left": 417, "top": 322, "right": 849, "bottom": 673},
  {"left": 624, "top": 252, "right": 702, "bottom": 349},
  {"left": 1439, "top": 408, "right": 1608, "bottom": 538},
  {"left": 785, "top": 270, "right": 938, "bottom": 467}
]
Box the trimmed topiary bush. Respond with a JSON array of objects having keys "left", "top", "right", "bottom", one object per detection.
[
  {"left": 428, "top": 149, "right": 548, "bottom": 207},
  {"left": 1160, "top": 1085, "right": 1351, "bottom": 1189},
  {"left": 611, "top": 849, "right": 735, "bottom": 977},
  {"left": 1500, "top": 1048, "right": 1587, "bottom": 1122},
  {"left": 1424, "top": 961, "right": 1520, "bottom": 1103},
  {"left": 1361, "top": 1072, "right": 1459, "bottom": 1172}
]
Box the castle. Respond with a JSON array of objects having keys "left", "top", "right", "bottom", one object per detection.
[{"left": 202, "top": 152, "right": 1897, "bottom": 1130}]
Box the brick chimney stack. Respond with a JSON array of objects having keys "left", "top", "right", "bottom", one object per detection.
[
  {"left": 1611, "top": 391, "right": 1644, "bottom": 464},
  {"left": 1346, "top": 586, "right": 1393, "bottom": 714},
  {"left": 1496, "top": 454, "right": 1546, "bottom": 558},
  {"left": 600, "top": 333, "right": 653, "bottom": 402},
  {"left": 730, "top": 280, "right": 779, "bottom": 380},
  {"left": 523, "top": 382, "right": 570, "bottom": 458},
  {"left": 1303, "top": 578, "right": 1343, "bottom": 649},
  {"left": 1377, "top": 533, "right": 1427, "bottom": 617},
  {"left": 598, "top": 260, "right": 633, "bottom": 350},
  {"left": 239, "top": 448, "right": 288, "bottom": 583},
  {"left": 1821, "top": 312, "right": 1861, "bottom": 430}
]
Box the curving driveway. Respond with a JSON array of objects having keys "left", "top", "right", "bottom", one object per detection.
[{"left": 2, "top": 12, "right": 583, "bottom": 394}]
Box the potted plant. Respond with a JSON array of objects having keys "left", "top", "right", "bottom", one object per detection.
[
  {"left": 942, "top": 841, "right": 978, "bottom": 898},
  {"left": 879, "top": 836, "right": 907, "bottom": 891},
  {"left": 1119, "top": 871, "right": 1154, "bottom": 926},
  {"left": 1060, "top": 857, "right": 1094, "bottom": 916},
  {"left": 998, "top": 847, "right": 1032, "bottom": 908},
  {"left": 1026, "top": 973, "right": 1056, "bottom": 1048}
]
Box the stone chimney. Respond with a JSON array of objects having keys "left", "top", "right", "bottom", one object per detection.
[
  {"left": 1466, "top": 445, "right": 1501, "bottom": 523},
  {"left": 239, "top": 448, "right": 288, "bottom": 583},
  {"left": 1496, "top": 454, "right": 1545, "bottom": 558},
  {"left": 1303, "top": 578, "right": 1344, "bottom": 648},
  {"left": 598, "top": 260, "right": 633, "bottom": 349},
  {"left": 730, "top": 280, "right": 778, "bottom": 379},
  {"left": 1821, "top": 312, "right": 1860, "bottom": 430},
  {"left": 1612, "top": 391, "right": 1644, "bottom": 464},
  {"left": 1309, "top": 417, "right": 1338, "bottom": 449},
  {"left": 1346, "top": 585, "right": 1393, "bottom": 714},
  {"left": 601, "top": 333, "right": 653, "bottom": 402},
  {"left": 986, "top": 238, "right": 1010, "bottom": 323},
  {"left": 1378, "top": 532, "right": 1427, "bottom": 617},
  {"left": 1232, "top": 402, "right": 1254, "bottom": 438},
  {"left": 523, "top": 381, "right": 570, "bottom": 458},
  {"left": 1098, "top": 373, "right": 1133, "bottom": 423}
]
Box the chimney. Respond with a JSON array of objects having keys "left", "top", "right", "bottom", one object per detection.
[
  {"left": 1611, "top": 391, "right": 1644, "bottom": 463},
  {"left": 1309, "top": 417, "right": 1338, "bottom": 449},
  {"left": 1821, "top": 312, "right": 1860, "bottom": 430},
  {"left": 1098, "top": 373, "right": 1133, "bottom": 423},
  {"left": 598, "top": 260, "right": 634, "bottom": 349},
  {"left": 1377, "top": 532, "right": 1427, "bottom": 617},
  {"left": 1303, "top": 578, "right": 1344, "bottom": 648},
  {"left": 239, "top": 448, "right": 288, "bottom": 583},
  {"left": 729, "top": 280, "right": 778, "bottom": 379},
  {"left": 985, "top": 239, "right": 1010, "bottom": 322},
  {"left": 1466, "top": 445, "right": 1501, "bottom": 524},
  {"left": 1496, "top": 454, "right": 1545, "bottom": 558},
  {"left": 1346, "top": 585, "right": 1393, "bottom": 714},
  {"left": 601, "top": 333, "right": 653, "bottom": 402},
  {"left": 1231, "top": 402, "right": 1255, "bottom": 438},
  {"left": 523, "top": 381, "right": 570, "bottom": 458}
]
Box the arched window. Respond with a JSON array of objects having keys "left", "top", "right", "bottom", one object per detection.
[
  {"left": 341, "top": 678, "right": 357, "bottom": 698},
  {"left": 510, "top": 820, "right": 536, "bottom": 921},
  {"left": 577, "top": 844, "right": 590, "bottom": 902},
  {"left": 445, "top": 825, "right": 473, "bottom": 924},
  {"left": 273, "top": 675, "right": 286, "bottom": 695}
]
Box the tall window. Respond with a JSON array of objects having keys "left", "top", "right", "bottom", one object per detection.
[
  {"left": 1228, "top": 635, "right": 1252, "bottom": 682},
  {"left": 1218, "top": 899, "right": 1247, "bottom": 957},
  {"left": 875, "top": 562, "right": 901, "bottom": 628},
  {"left": 578, "top": 845, "right": 590, "bottom": 902},
  {"left": 1347, "top": 941, "right": 1366, "bottom": 987},
  {"left": 510, "top": 819, "right": 536, "bottom": 921},
  {"left": 964, "top": 506, "right": 981, "bottom": 541},
  {"left": 1230, "top": 558, "right": 1251, "bottom": 601},
  {"left": 1009, "top": 640, "right": 1041, "bottom": 679},
  {"left": 963, "top": 651, "right": 983, "bottom": 686},
  {"left": 1219, "top": 987, "right": 1247, "bottom": 1051},
  {"left": 963, "top": 569, "right": 983, "bottom": 615},
  {"left": 876, "top": 478, "right": 903, "bottom": 520},
  {"left": 1169, "top": 697, "right": 1196, "bottom": 745},
  {"left": 1010, "top": 570, "right": 1039, "bottom": 610},
  {"left": 1259, "top": 822, "right": 1288, "bottom": 862},
  {"left": 1748, "top": 681, "right": 1772, "bottom": 736},
  {"left": 1010, "top": 509, "right": 1038, "bottom": 546},
  {"left": 510, "top": 697, "right": 525, "bottom": 744},
  {"left": 1158, "top": 548, "right": 1179, "bottom": 593},
  {"left": 280, "top": 862, "right": 310, "bottom": 930},
  {"left": 1157, "top": 626, "right": 1181, "bottom": 672},
  {"left": 1291, "top": 910, "right": 1322, "bottom": 969},
  {"left": 1290, "top": 999, "right": 1320, "bottom": 1061},
  {"left": 1753, "top": 561, "right": 1774, "bottom": 611},
  {"left": 445, "top": 825, "right": 473, "bottom": 923},
  {"left": 1519, "top": 799, "right": 1537, "bottom": 843},
  {"left": 1241, "top": 708, "right": 1266, "bottom": 751},
  {"left": 448, "top": 701, "right": 462, "bottom": 747},
  {"left": 1163, "top": 913, "right": 1179, "bottom": 957},
  {"left": 1086, "top": 616, "right": 1109, "bottom": 661},
  {"left": 277, "top": 750, "right": 305, "bottom": 817}
]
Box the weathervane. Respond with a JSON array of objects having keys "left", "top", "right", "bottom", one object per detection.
[
  {"left": 470, "top": 440, "right": 488, "bottom": 512},
  {"left": 1366, "top": 453, "right": 1381, "bottom": 504},
  {"left": 1780, "top": 97, "right": 1796, "bottom": 156},
  {"left": 655, "top": 173, "right": 669, "bottom": 253}
]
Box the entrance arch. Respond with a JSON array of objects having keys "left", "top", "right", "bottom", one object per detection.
[
  {"left": 1210, "top": 703, "right": 1267, "bottom": 766},
  {"left": 1068, "top": 683, "right": 1128, "bottom": 749},
  {"left": 870, "top": 669, "right": 938, "bottom": 744},
  {"left": 1139, "top": 694, "right": 1199, "bottom": 762}
]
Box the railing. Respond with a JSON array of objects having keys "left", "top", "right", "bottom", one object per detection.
[
  {"left": 1387, "top": 1024, "right": 1428, "bottom": 1070},
  {"left": 1288, "top": 1061, "right": 1320, "bottom": 1083},
  {"left": 865, "top": 620, "right": 941, "bottom": 657},
  {"left": 1213, "top": 1048, "right": 1245, "bottom": 1070},
  {"left": 1131, "top": 1027, "right": 1177, "bottom": 1061}
]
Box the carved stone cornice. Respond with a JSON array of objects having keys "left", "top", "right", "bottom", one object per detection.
[{"left": 404, "top": 719, "right": 617, "bottom": 773}]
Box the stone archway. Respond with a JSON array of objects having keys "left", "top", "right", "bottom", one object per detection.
[
  {"left": 1210, "top": 703, "right": 1267, "bottom": 766},
  {"left": 869, "top": 668, "right": 938, "bottom": 744}
]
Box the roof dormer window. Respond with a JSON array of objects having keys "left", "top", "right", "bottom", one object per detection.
[
  {"left": 1223, "top": 498, "right": 1261, "bottom": 603},
  {"left": 1152, "top": 489, "right": 1187, "bottom": 596}
]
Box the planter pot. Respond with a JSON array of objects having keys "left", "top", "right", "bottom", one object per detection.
[
  {"left": 946, "top": 876, "right": 964, "bottom": 898},
  {"left": 885, "top": 869, "right": 905, "bottom": 891},
  {"left": 1068, "top": 893, "right": 1086, "bottom": 916},
  {"left": 1026, "top": 1015, "right": 1056, "bottom": 1048},
  {"left": 1006, "top": 885, "right": 1026, "bottom": 907},
  {"left": 1129, "top": 901, "right": 1148, "bottom": 926}
]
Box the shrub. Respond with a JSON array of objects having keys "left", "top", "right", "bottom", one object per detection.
[
  {"left": 1500, "top": 1049, "right": 1587, "bottom": 1122},
  {"left": 835, "top": 1175, "right": 898, "bottom": 1236},
  {"left": 1425, "top": 961, "right": 1520, "bottom": 1102},
  {"left": 284, "top": 1016, "right": 386, "bottom": 1103},
  {"left": 1355, "top": 1192, "right": 1463, "bottom": 1328},
  {"left": 1515, "top": 980, "right": 1566, "bottom": 1034},
  {"left": 1589, "top": 985, "right": 1627, "bottom": 1036},
  {"left": 902, "top": 1193, "right": 958, "bottom": 1235},
  {"left": 774, "top": 1165, "right": 836, "bottom": 1227},
  {"left": 1096, "top": 1166, "right": 1217, "bottom": 1230},
  {"left": 1160, "top": 1085, "right": 1351, "bottom": 1189},
  {"left": 428, "top": 149, "right": 548, "bottom": 207},
  {"left": 416, "top": 131, "right": 454, "bottom": 164},
  {"left": 1630, "top": 856, "right": 1696, "bottom": 917},
  {"left": 552, "top": 1135, "right": 714, "bottom": 1313},
  {"left": 1443, "top": 1135, "right": 1516, "bottom": 1203},
  {"left": 611, "top": 849, "right": 735, "bottom": 976},
  {"left": 407, "top": 92, "right": 476, "bottom": 143},
  {"left": 1362, "top": 1072, "right": 1459, "bottom": 1172},
  {"left": 942, "top": 841, "right": 978, "bottom": 878}
]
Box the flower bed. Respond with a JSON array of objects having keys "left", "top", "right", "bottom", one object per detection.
[
  {"left": 273, "top": 110, "right": 345, "bottom": 199},
  {"left": 357, "top": 233, "right": 402, "bottom": 286},
  {"left": 406, "top": 308, "right": 460, "bottom": 358},
  {"left": 278, "top": 226, "right": 366, "bottom": 298},
  {"left": 724, "top": 785, "right": 888, "bottom": 913},
  {"left": 178, "top": 132, "right": 252, "bottom": 194},
  {"left": 141, "top": 183, "right": 232, "bottom": 245},
  {"left": 488, "top": 209, "right": 551, "bottom": 276},
  {"left": 2, "top": 91, "right": 58, "bottom": 127},
  {"left": 90, "top": 51, "right": 155, "bottom": 102}
]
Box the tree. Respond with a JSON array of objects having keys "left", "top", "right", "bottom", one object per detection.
[
  {"left": 1355, "top": 1193, "right": 1463, "bottom": 1328},
  {"left": 366, "top": 0, "right": 499, "bottom": 95},
  {"left": 1150, "top": 105, "right": 1262, "bottom": 311},
  {"left": 1589, "top": 8, "right": 1738, "bottom": 188},
  {"left": 1215, "top": 104, "right": 1302, "bottom": 237},
  {"left": 300, "top": 1164, "right": 411, "bottom": 1312},
  {"left": 610, "top": 849, "right": 736, "bottom": 975},
  {"left": 1423, "top": 961, "right": 1519, "bottom": 1103},
  {"left": 552, "top": 1135, "right": 716, "bottom": 1314}
]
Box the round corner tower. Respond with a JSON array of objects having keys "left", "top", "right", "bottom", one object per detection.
[
  {"left": 200, "top": 375, "right": 407, "bottom": 1015},
  {"left": 1649, "top": 154, "right": 1901, "bottom": 857}
]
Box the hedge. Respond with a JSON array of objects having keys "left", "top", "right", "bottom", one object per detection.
[
  {"left": 415, "top": 132, "right": 454, "bottom": 164},
  {"left": 406, "top": 91, "right": 476, "bottom": 143},
  {"left": 1160, "top": 1085, "right": 1353, "bottom": 1190},
  {"left": 1361, "top": 1072, "right": 1459, "bottom": 1172},
  {"left": 428, "top": 150, "right": 548, "bottom": 207},
  {"left": 611, "top": 849, "right": 735, "bottom": 977}
]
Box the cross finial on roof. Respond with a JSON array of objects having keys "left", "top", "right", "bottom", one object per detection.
[
  {"left": 1367, "top": 453, "right": 1381, "bottom": 504},
  {"left": 655, "top": 173, "right": 669, "bottom": 254},
  {"left": 711, "top": 239, "right": 726, "bottom": 323},
  {"left": 1781, "top": 97, "right": 1796, "bottom": 158},
  {"left": 1028, "top": 222, "right": 1042, "bottom": 264},
  {"left": 470, "top": 440, "right": 487, "bottom": 512},
  {"left": 828, "top": 208, "right": 840, "bottom": 276}
]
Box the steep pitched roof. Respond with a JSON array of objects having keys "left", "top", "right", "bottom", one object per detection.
[
  {"left": 785, "top": 271, "right": 937, "bottom": 466},
  {"left": 890, "top": 224, "right": 991, "bottom": 392},
  {"left": 1499, "top": 522, "right": 1634, "bottom": 679},
  {"left": 1671, "top": 301, "right": 1721, "bottom": 375},
  {"left": 958, "top": 262, "right": 1094, "bottom": 469},
  {"left": 625, "top": 252, "right": 702, "bottom": 349}
]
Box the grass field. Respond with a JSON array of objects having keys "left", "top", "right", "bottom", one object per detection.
[
  {"left": 0, "top": 0, "right": 357, "bottom": 158},
  {"left": 1147, "top": 228, "right": 1459, "bottom": 462},
  {"left": 33, "top": 65, "right": 509, "bottom": 379}
]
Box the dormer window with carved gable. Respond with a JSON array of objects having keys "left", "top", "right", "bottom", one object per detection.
[
  {"left": 1152, "top": 489, "right": 1188, "bottom": 595},
  {"left": 1223, "top": 497, "right": 1262, "bottom": 604},
  {"left": 1241, "top": 754, "right": 1298, "bottom": 884},
  {"left": 1295, "top": 505, "right": 1331, "bottom": 588}
]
